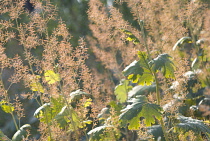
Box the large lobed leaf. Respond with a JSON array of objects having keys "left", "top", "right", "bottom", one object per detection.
[
  {"left": 123, "top": 51, "right": 154, "bottom": 85},
  {"left": 175, "top": 115, "right": 210, "bottom": 139},
  {"left": 149, "top": 53, "right": 175, "bottom": 78},
  {"left": 120, "top": 96, "right": 162, "bottom": 129},
  {"left": 139, "top": 103, "right": 162, "bottom": 126},
  {"left": 123, "top": 60, "right": 144, "bottom": 79},
  {"left": 123, "top": 52, "right": 175, "bottom": 86}
]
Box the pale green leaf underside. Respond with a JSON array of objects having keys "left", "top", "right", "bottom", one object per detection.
[{"left": 114, "top": 79, "right": 133, "bottom": 103}]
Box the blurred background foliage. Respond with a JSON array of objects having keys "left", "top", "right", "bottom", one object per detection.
[{"left": 1, "top": 0, "right": 210, "bottom": 139}]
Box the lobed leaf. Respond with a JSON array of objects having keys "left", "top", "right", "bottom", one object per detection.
[
  {"left": 54, "top": 106, "right": 69, "bottom": 128},
  {"left": 139, "top": 103, "right": 162, "bottom": 126},
  {"left": 175, "top": 115, "right": 210, "bottom": 139},
  {"left": 120, "top": 96, "right": 147, "bottom": 121},
  {"left": 128, "top": 116, "right": 140, "bottom": 130},
  {"left": 44, "top": 70, "right": 61, "bottom": 84},
  {"left": 149, "top": 53, "right": 175, "bottom": 78},
  {"left": 123, "top": 60, "right": 143, "bottom": 77},
  {"left": 123, "top": 51, "right": 154, "bottom": 85},
  {"left": 120, "top": 96, "right": 162, "bottom": 128}
]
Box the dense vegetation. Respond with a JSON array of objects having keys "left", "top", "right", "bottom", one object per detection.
[{"left": 0, "top": 0, "right": 210, "bottom": 140}]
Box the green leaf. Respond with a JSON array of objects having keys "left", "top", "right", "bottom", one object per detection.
[
  {"left": 147, "top": 125, "right": 164, "bottom": 140},
  {"left": 114, "top": 79, "right": 133, "bottom": 103},
  {"left": 30, "top": 82, "right": 44, "bottom": 93},
  {"left": 139, "top": 103, "right": 162, "bottom": 126},
  {"left": 137, "top": 51, "right": 151, "bottom": 69},
  {"left": 69, "top": 89, "right": 92, "bottom": 101},
  {"left": 120, "top": 96, "right": 162, "bottom": 128},
  {"left": 12, "top": 124, "right": 31, "bottom": 141},
  {"left": 54, "top": 106, "right": 69, "bottom": 128},
  {"left": 44, "top": 70, "right": 61, "bottom": 84},
  {"left": 175, "top": 115, "right": 210, "bottom": 139},
  {"left": 136, "top": 51, "right": 154, "bottom": 85},
  {"left": 50, "top": 96, "right": 65, "bottom": 115},
  {"left": 123, "top": 60, "right": 144, "bottom": 77},
  {"left": 120, "top": 28, "right": 140, "bottom": 44},
  {"left": 149, "top": 54, "right": 175, "bottom": 78},
  {"left": 97, "top": 107, "right": 110, "bottom": 119},
  {"left": 123, "top": 51, "right": 154, "bottom": 85},
  {"left": 173, "top": 37, "right": 192, "bottom": 51},
  {"left": 0, "top": 101, "right": 14, "bottom": 114},
  {"left": 109, "top": 101, "right": 123, "bottom": 115},
  {"left": 128, "top": 116, "right": 140, "bottom": 130},
  {"left": 128, "top": 84, "right": 156, "bottom": 99},
  {"left": 120, "top": 96, "right": 147, "bottom": 121},
  {"left": 87, "top": 125, "right": 114, "bottom": 141},
  {"left": 136, "top": 69, "right": 154, "bottom": 85},
  {"left": 34, "top": 103, "right": 51, "bottom": 119}
]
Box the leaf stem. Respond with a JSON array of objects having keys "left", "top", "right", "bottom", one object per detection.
[{"left": 11, "top": 111, "right": 19, "bottom": 131}]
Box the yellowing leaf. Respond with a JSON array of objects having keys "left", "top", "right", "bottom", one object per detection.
[
  {"left": 120, "top": 28, "right": 140, "bottom": 44},
  {"left": 44, "top": 70, "right": 61, "bottom": 84},
  {"left": 84, "top": 98, "right": 92, "bottom": 107},
  {"left": 128, "top": 116, "right": 140, "bottom": 130},
  {"left": 83, "top": 120, "right": 93, "bottom": 124},
  {"left": 123, "top": 51, "right": 154, "bottom": 85},
  {"left": 139, "top": 103, "right": 162, "bottom": 126},
  {"left": 0, "top": 101, "right": 14, "bottom": 114},
  {"left": 30, "top": 82, "right": 44, "bottom": 93}
]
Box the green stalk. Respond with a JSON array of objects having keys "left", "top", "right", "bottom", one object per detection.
[
  {"left": 135, "top": 4, "right": 151, "bottom": 60},
  {"left": 139, "top": 20, "right": 151, "bottom": 60},
  {"left": 11, "top": 113, "right": 19, "bottom": 131},
  {"left": 154, "top": 73, "right": 169, "bottom": 141},
  {"left": 0, "top": 70, "right": 19, "bottom": 131},
  {"left": 58, "top": 83, "right": 79, "bottom": 140}
]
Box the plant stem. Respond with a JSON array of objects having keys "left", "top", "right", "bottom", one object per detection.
[
  {"left": 0, "top": 70, "right": 19, "bottom": 131},
  {"left": 153, "top": 73, "right": 169, "bottom": 141},
  {"left": 58, "top": 83, "right": 79, "bottom": 140},
  {"left": 11, "top": 112, "right": 19, "bottom": 131}
]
